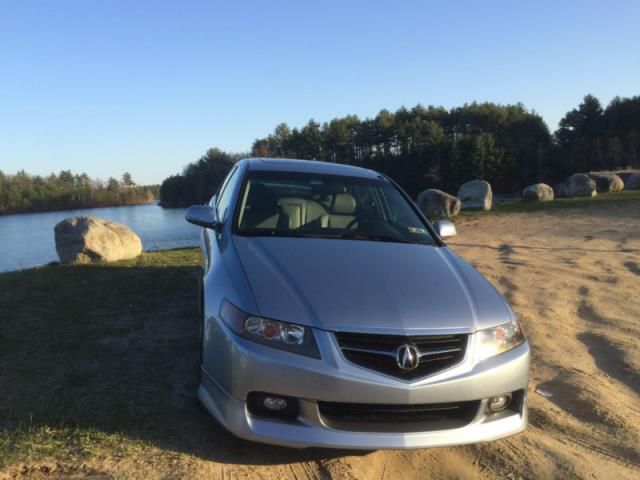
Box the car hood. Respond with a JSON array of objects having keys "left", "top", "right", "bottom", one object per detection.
[{"left": 232, "top": 236, "right": 514, "bottom": 334}]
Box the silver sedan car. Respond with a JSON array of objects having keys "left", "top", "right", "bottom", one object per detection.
[{"left": 185, "top": 158, "right": 529, "bottom": 449}]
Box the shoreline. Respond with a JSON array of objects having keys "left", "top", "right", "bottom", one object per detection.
[
  {"left": 0, "top": 199, "right": 159, "bottom": 217},
  {"left": 0, "top": 244, "right": 200, "bottom": 275}
]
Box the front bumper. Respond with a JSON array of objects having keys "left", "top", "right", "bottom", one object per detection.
[
  {"left": 199, "top": 377, "right": 527, "bottom": 450},
  {"left": 199, "top": 324, "right": 530, "bottom": 449}
]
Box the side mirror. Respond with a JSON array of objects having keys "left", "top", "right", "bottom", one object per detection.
[
  {"left": 433, "top": 220, "right": 457, "bottom": 238},
  {"left": 185, "top": 205, "right": 222, "bottom": 231}
]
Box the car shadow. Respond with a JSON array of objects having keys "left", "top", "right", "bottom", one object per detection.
[{"left": 0, "top": 261, "right": 362, "bottom": 466}]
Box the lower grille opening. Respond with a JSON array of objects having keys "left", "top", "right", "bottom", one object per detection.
[{"left": 318, "top": 400, "right": 481, "bottom": 433}]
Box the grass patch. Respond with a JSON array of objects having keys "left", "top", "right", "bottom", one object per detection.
[{"left": 0, "top": 248, "right": 209, "bottom": 470}]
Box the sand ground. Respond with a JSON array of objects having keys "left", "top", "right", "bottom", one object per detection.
[
  {"left": 276, "top": 203, "right": 640, "bottom": 480},
  {"left": 2, "top": 202, "right": 639, "bottom": 479}
]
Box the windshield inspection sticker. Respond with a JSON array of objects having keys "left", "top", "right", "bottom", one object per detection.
[{"left": 408, "top": 227, "right": 428, "bottom": 234}]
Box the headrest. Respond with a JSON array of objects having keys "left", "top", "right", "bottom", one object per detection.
[
  {"left": 247, "top": 183, "right": 277, "bottom": 210},
  {"left": 332, "top": 193, "right": 356, "bottom": 215}
]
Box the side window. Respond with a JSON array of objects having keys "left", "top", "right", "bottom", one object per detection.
[
  {"left": 215, "top": 167, "right": 236, "bottom": 204},
  {"left": 216, "top": 167, "right": 239, "bottom": 221}
]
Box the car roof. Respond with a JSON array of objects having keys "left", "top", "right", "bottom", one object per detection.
[{"left": 242, "top": 157, "right": 381, "bottom": 179}]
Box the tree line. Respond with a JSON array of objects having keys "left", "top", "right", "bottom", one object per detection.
[
  {"left": 159, "top": 93, "right": 640, "bottom": 206},
  {"left": 0, "top": 170, "right": 159, "bottom": 215},
  {"left": 160, "top": 149, "right": 245, "bottom": 207}
]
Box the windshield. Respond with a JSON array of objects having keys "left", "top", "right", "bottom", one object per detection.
[{"left": 235, "top": 171, "right": 437, "bottom": 246}]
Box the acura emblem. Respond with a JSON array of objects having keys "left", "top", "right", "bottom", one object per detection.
[{"left": 396, "top": 344, "right": 420, "bottom": 371}]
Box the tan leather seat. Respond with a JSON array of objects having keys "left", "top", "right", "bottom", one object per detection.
[
  {"left": 240, "top": 183, "right": 287, "bottom": 229},
  {"left": 304, "top": 199, "right": 329, "bottom": 228},
  {"left": 278, "top": 198, "right": 304, "bottom": 229},
  {"left": 327, "top": 193, "right": 357, "bottom": 229},
  {"left": 278, "top": 197, "right": 329, "bottom": 229}
]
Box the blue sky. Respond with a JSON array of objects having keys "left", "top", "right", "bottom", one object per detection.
[{"left": 1, "top": 1, "right": 638, "bottom": 185}]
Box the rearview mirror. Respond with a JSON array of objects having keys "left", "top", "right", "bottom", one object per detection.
[
  {"left": 185, "top": 205, "right": 222, "bottom": 230},
  {"left": 433, "top": 220, "right": 457, "bottom": 238}
]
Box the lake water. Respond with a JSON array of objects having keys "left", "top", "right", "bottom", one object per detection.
[{"left": 0, "top": 204, "right": 201, "bottom": 272}]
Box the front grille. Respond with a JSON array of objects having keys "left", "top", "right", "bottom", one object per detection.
[
  {"left": 334, "top": 331, "right": 468, "bottom": 380},
  {"left": 318, "top": 400, "right": 480, "bottom": 433}
]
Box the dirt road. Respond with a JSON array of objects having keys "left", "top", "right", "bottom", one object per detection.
[{"left": 273, "top": 203, "right": 640, "bottom": 480}]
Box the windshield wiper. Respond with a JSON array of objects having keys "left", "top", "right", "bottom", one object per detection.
[
  {"left": 239, "top": 229, "right": 417, "bottom": 244},
  {"left": 239, "top": 229, "right": 341, "bottom": 239},
  {"left": 340, "top": 232, "right": 417, "bottom": 244}
]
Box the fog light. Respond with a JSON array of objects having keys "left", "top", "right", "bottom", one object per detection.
[
  {"left": 247, "top": 392, "right": 300, "bottom": 420},
  {"left": 488, "top": 394, "right": 512, "bottom": 412},
  {"left": 263, "top": 396, "right": 288, "bottom": 411}
]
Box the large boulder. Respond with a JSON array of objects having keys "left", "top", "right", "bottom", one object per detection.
[
  {"left": 457, "top": 180, "right": 492, "bottom": 210},
  {"left": 523, "top": 183, "right": 554, "bottom": 202},
  {"left": 565, "top": 174, "right": 597, "bottom": 197},
  {"left": 588, "top": 173, "right": 624, "bottom": 193},
  {"left": 416, "top": 189, "right": 461, "bottom": 218},
  {"left": 54, "top": 216, "right": 143, "bottom": 264},
  {"left": 625, "top": 173, "right": 640, "bottom": 190}
]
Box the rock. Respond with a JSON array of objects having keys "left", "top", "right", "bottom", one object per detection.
[
  {"left": 416, "top": 189, "right": 461, "bottom": 218},
  {"left": 457, "top": 180, "right": 492, "bottom": 210},
  {"left": 565, "top": 174, "right": 597, "bottom": 197},
  {"left": 535, "top": 387, "right": 554, "bottom": 398},
  {"left": 625, "top": 173, "right": 640, "bottom": 190},
  {"left": 522, "top": 183, "right": 554, "bottom": 202},
  {"left": 617, "top": 171, "right": 635, "bottom": 183},
  {"left": 54, "top": 216, "right": 143, "bottom": 264},
  {"left": 554, "top": 182, "right": 568, "bottom": 198},
  {"left": 588, "top": 173, "right": 624, "bottom": 193}
]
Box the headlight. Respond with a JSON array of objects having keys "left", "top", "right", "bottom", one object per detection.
[
  {"left": 219, "top": 299, "right": 320, "bottom": 358},
  {"left": 476, "top": 320, "right": 525, "bottom": 361}
]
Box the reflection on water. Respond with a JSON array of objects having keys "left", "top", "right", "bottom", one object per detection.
[{"left": 0, "top": 204, "right": 200, "bottom": 272}]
